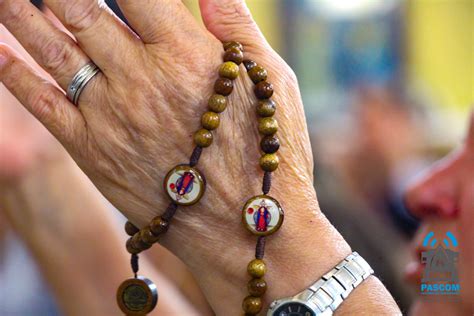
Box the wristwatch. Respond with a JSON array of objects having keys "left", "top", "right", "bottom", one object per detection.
[{"left": 267, "top": 252, "right": 373, "bottom": 316}]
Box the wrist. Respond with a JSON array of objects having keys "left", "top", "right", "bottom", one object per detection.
[{"left": 160, "top": 179, "right": 353, "bottom": 314}]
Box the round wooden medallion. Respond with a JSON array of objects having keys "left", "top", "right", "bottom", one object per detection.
[
  {"left": 242, "top": 195, "right": 284, "bottom": 236},
  {"left": 163, "top": 164, "right": 206, "bottom": 206},
  {"left": 117, "top": 276, "right": 158, "bottom": 315}
]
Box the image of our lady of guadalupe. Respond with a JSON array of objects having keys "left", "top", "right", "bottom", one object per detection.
[{"left": 254, "top": 201, "right": 272, "bottom": 232}]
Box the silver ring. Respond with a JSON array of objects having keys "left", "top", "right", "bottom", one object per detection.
[{"left": 66, "top": 62, "right": 100, "bottom": 105}]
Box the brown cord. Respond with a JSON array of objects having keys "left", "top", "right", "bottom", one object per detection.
[
  {"left": 262, "top": 171, "right": 272, "bottom": 195},
  {"left": 255, "top": 236, "right": 266, "bottom": 260},
  {"left": 189, "top": 146, "right": 203, "bottom": 167},
  {"left": 161, "top": 202, "right": 178, "bottom": 222},
  {"left": 131, "top": 254, "right": 139, "bottom": 278}
]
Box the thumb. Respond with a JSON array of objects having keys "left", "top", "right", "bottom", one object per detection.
[{"left": 199, "top": 0, "right": 269, "bottom": 52}]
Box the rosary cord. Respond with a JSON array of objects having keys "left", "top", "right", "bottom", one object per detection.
[{"left": 131, "top": 254, "right": 139, "bottom": 278}]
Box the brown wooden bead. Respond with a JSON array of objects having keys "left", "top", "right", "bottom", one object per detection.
[
  {"left": 194, "top": 128, "right": 213, "bottom": 147},
  {"left": 260, "top": 153, "right": 279, "bottom": 172},
  {"left": 132, "top": 233, "right": 152, "bottom": 250},
  {"left": 208, "top": 94, "right": 227, "bottom": 113},
  {"left": 223, "top": 41, "right": 243, "bottom": 52},
  {"left": 125, "top": 221, "right": 139, "bottom": 236},
  {"left": 214, "top": 78, "right": 233, "bottom": 96},
  {"left": 260, "top": 135, "right": 280, "bottom": 153},
  {"left": 258, "top": 117, "right": 278, "bottom": 135},
  {"left": 248, "top": 65, "right": 267, "bottom": 84},
  {"left": 242, "top": 296, "right": 262, "bottom": 314},
  {"left": 201, "top": 111, "right": 220, "bottom": 130},
  {"left": 219, "top": 61, "right": 239, "bottom": 80},
  {"left": 243, "top": 60, "right": 257, "bottom": 72},
  {"left": 247, "top": 259, "right": 266, "bottom": 278},
  {"left": 254, "top": 81, "right": 274, "bottom": 99},
  {"left": 126, "top": 237, "right": 140, "bottom": 254},
  {"left": 150, "top": 216, "right": 169, "bottom": 236},
  {"left": 140, "top": 227, "right": 160, "bottom": 244},
  {"left": 248, "top": 278, "right": 267, "bottom": 296},
  {"left": 256, "top": 99, "right": 276, "bottom": 117},
  {"left": 223, "top": 47, "right": 243, "bottom": 65}
]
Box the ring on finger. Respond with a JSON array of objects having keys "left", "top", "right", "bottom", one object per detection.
[{"left": 66, "top": 62, "right": 100, "bottom": 106}]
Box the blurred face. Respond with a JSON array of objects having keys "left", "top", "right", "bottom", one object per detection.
[{"left": 405, "top": 113, "right": 474, "bottom": 311}]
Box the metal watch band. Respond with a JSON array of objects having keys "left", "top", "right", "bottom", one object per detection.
[{"left": 293, "top": 252, "right": 374, "bottom": 315}]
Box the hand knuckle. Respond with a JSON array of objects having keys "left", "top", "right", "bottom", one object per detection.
[
  {"left": 215, "top": 1, "right": 252, "bottom": 24},
  {"left": 4, "top": 1, "right": 29, "bottom": 24},
  {"left": 40, "top": 38, "right": 74, "bottom": 75},
  {"left": 210, "top": 2, "right": 254, "bottom": 33},
  {"left": 29, "top": 86, "right": 59, "bottom": 122},
  {"left": 63, "top": 1, "right": 101, "bottom": 31}
]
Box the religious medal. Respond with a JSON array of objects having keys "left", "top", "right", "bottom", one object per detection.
[
  {"left": 117, "top": 276, "right": 158, "bottom": 315},
  {"left": 242, "top": 195, "right": 284, "bottom": 236},
  {"left": 163, "top": 164, "right": 206, "bottom": 206}
]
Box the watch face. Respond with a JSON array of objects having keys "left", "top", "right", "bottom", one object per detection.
[{"left": 273, "top": 302, "right": 315, "bottom": 316}]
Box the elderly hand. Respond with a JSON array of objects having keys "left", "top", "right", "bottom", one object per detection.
[
  {"left": 0, "top": 0, "right": 311, "bottom": 224},
  {"left": 0, "top": 1, "right": 399, "bottom": 314}
]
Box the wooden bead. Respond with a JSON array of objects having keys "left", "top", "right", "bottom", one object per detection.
[
  {"left": 219, "top": 61, "right": 239, "bottom": 80},
  {"left": 258, "top": 117, "right": 278, "bottom": 135},
  {"left": 208, "top": 94, "right": 227, "bottom": 113},
  {"left": 247, "top": 259, "right": 266, "bottom": 278},
  {"left": 260, "top": 153, "right": 279, "bottom": 172},
  {"left": 243, "top": 60, "right": 257, "bottom": 72},
  {"left": 132, "top": 233, "right": 152, "bottom": 250},
  {"left": 194, "top": 129, "right": 213, "bottom": 147},
  {"left": 223, "top": 41, "right": 243, "bottom": 52},
  {"left": 242, "top": 296, "right": 262, "bottom": 314},
  {"left": 256, "top": 99, "right": 276, "bottom": 117},
  {"left": 201, "top": 111, "right": 220, "bottom": 130},
  {"left": 223, "top": 47, "right": 243, "bottom": 65},
  {"left": 150, "top": 216, "right": 169, "bottom": 235},
  {"left": 260, "top": 136, "right": 280, "bottom": 154},
  {"left": 248, "top": 65, "right": 267, "bottom": 84},
  {"left": 254, "top": 81, "right": 274, "bottom": 99},
  {"left": 125, "top": 221, "right": 139, "bottom": 236},
  {"left": 214, "top": 78, "right": 233, "bottom": 96},
  {"left": 140, "top": 226, "right": 160, "bottom": 244},
  {"left": 248, "top": 278, "right": 267, "bottom": 296},
  {"left": 126, "top": 237, "right": 140, "bottom": 254}
]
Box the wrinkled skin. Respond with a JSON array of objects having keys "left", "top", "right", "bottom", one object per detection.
[
  {"left": 0, "top": 1, "right": 399, "bottom": 314},
  {"left": 405, "top": 113, "right": 474, "bottom": 314},
  {"left": 0, "top": 0, "right": 312, "bottom": 230}
]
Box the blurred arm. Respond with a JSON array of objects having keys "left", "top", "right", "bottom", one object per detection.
[{"left": 0, "top": 153, "right": 200, "bottom": 316}]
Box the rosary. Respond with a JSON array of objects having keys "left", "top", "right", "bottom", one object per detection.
[{"left": 116, "top": 41, "right": 283, "bottom": 316}]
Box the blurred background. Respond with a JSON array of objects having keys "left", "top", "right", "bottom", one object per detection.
[{"left": 1, "top": 0, "right": 473, "bottom": 315}]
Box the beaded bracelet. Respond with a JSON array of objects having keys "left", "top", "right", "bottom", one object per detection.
[{"left": 116, "top": 42, "right": 244, "bottom": 316}]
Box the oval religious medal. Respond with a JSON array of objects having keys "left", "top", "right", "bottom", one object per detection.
[
  {"left": 163, "top": 164, "right": 206, "bottom": 206},
  {"left": 117, "top": 276, "right": 158, "bottom": 315},
  {"left": 242, "top": 195, "right": 284, "bottom": 236}
]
